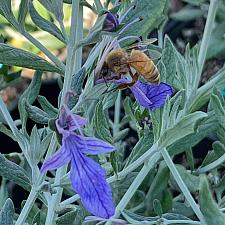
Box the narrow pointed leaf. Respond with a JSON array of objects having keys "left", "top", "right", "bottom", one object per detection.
[
  {"left": 30, "top": 126, "right": 42, "bottom": 164},
  {"left": 25, "top": 103, "right": 51, "bottom": 124},
  {"left": 0, "top": 122, "right": 16, "bottom": 141},
  {"left": 92, "top": 101, "right": 113, "bottom": 143},
  {"left": 18, "top": 0, "right": 28, "bottom": 28},
  {"left": 29, "top": 2, "right": 66, "bottom": 43},
  {"left": 37, "top": 95, "right": 58, "bottom": 118},
  {"left": 190, "top": 68, "right": 225, "bottom": 112},
  {"left": 159, "top": 112, "right": 207, "bottom": 147},
  {"left": 18, "top": 71, "right": 42, "bottom": 128},
  {"left": 121, "top": 0, "right": 168, "bottom": 40},
  {"left": 0, "top": 199, "right": 14, "bottom": 225},
  {"left": 199, "top": 175, "right": 225, "bottom": 225},
  {"left": 161, "top": 36, "right": 185, "bottom": 89},
  {"left": 0, "top": 43, "right": 63, "bottom": 73},
  {"left": 0, "top": 153, "right": 31, "bottom": 191},
  {"left": 56, "top": 210, "right": 77, "bottom": 225},
  {"left": 0, "top": 0, "right": 18, "bottom": 28},
  {"left": 125, "top": 130, "right": 154, "bottom": 167}
]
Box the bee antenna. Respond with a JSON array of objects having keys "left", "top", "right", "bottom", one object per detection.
[{"left": 139, "top": 36, "right": 143, "bottom": 41}]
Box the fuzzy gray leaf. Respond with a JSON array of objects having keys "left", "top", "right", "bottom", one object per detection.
[
  {"left": 29, "top": 2, "right": 66, "bottom": 43},
  {"left": 0, "top": 153, "right": 31, "bottom": 191},
  {"left": 0, "top": 199, "right": 14, "bottom": 225},
  {"left": 25, "top": 103, "right": 51, "bottom": 125},
  {"left": 0, "top": 44, "right": 62, "bottom": 73}
]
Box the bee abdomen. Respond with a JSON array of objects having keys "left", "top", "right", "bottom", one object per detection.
[{"left": 145, "top": 64, "right": 160, "bottom": 84}]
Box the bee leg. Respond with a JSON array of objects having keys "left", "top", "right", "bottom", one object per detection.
[
  {"left": 103, "top": 75, "right": 109, "bottom": 88},
  {"left": 128, "top": 65, "right": 134, "bottom": 77},
  {"left": 117, "top": 72, "right": 139, "bottom": 90},
  {"left": 117, "top": 83, "right": 131, "bottom": 90}
]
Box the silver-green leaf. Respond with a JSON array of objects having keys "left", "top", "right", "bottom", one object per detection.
[
  {"left": 0, "top": 199, "right": 14, "bottom": 225},
  {"left": 0, "top": 153, "right": 31, "bottom": 191},
  {"left": 25, "top": 103, "right": 51, "bottom": 125},
  {"left": 18, "top": 0, "right": 29, "bottom": 29},
  {"left": 0, "top": 0, "right": 19, "bottom": 28},
  {"left": 121, "top": 0, "right": 168, "bottom": 39},
  {"left": 0, "top": 43, "right": 63, "bottom": 73},
  {"left": 18, "top": 71, "right": 43, "bottom": 128},
  {"left": 159, "top": 111, "right": 207, "bottom": 147},
  {"left": 199, "top": 175, "right": 225, "bottom": 225},
  {"left": 29, "top": 1, "right": 66, "bottom": 43},
  {"left": 91, "top": 101, "right": 113, "bottom": 143},
  {"left": 37, "top": 95, "right": 58, "bottom": 118}
]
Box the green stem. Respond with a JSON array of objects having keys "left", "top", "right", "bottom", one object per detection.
[
  {"left": 22, "top": 31, "right": 65, "bottom": 72},
  {"left": 71, "top": 3, "right": 83, "bottom": 75},
  {"left": 105, "top": 152, "right": 161, "bottom": 225},
  {"left": 15, "top": 133, "right": 57, "bottom": 225},
  {"left": 45, "top": 1, "right": 83, "bottom": 224},
  {"left": 198, "top": 0, "right": 219, "bottom": 75},
  {"left": 160, "top": 147, "right": 206, "bottom": 225},
  {"left": 0, "top": 97, "right": 18, "bottom": 136},
  {"left": 60, "top": 0, "right": 81, "bottom": 105},
  {"left": 42, "top": 134, "right": 62, "bottom": 225},
  {"left": 189, "top": 68, "right": 225, "bottom": 112},
  {"left": 0, "top": 97, "right": 31, "bottom": 163},
  {"left": 15, "top": 187, "right": 39, "bottom": 225},
  {"left": 113, "top": 90, "right": 121, "bottom": 135},
  {"left": 158, "top": 19, "right": 167, "bottom": 48},
  {"left": 44, "top": 167, "right": 67, "bottom": 225}
]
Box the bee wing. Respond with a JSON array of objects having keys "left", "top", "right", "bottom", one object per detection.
[
  {"left": 144, "top": 49, "right": 162, "bottom": 60},
  {"left": 125, "top": 38, "right": 158, "bottom": 50}
]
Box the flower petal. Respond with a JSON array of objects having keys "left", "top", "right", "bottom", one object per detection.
[
  {"left": 130, "top": 83, "right": 153, "bottom": 108},
  {"left": 74, "top": 135, "right": 115, "bottom": 155},
  {"left": 70, "top": 151, "right": 115, "bottom": 218},
  {"left": 41, "top": 144, "right": 71, "bottom": 172},
  {"left": 57, "top": 105, "right": 88, "bottom": 133},
  {"left": 130, "top": 81, "right": 173, "bottom": 110}
]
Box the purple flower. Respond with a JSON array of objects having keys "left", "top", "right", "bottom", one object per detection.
[
  {"left": 102, "top": 11, "right": 119, "bottom": 32},
  {"left": 98, "top": 77, "right": 173, "bottom": 110},
  {"left": 130, "top": 81, "right": 173, "bottom": 110},
  {"left": 41, "top": 106, "right": 115, "bottom": 218}
]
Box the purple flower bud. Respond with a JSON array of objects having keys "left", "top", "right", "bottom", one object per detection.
[{"left": 102, "top": 11, "right": 119, "bottom": 32}]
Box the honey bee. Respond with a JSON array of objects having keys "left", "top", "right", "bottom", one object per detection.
[{"left": 100, "top": 39, "right": 160, "bottom": 90}]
